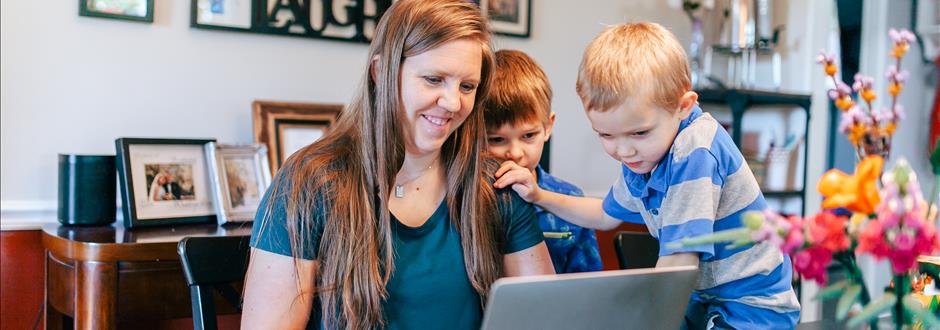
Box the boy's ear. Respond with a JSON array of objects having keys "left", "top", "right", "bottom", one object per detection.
[
  {"left": 370, "top": 55, "right": 381, "bottom": 83},
  {"left": 676, "top": 91, "right": 699, "bottom": 120},
  {"left": 543, "top": 112, "right": 556, "bottom": 141}
]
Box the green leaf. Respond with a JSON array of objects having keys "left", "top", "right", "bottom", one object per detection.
[
  {"left": 847, "top": 293, "right": 897, "bottom": 328},
  {"left": 903, "top": 294, "right": 940, "bottom": 329},
  {"left": 665, "top": 228, "right": 751, "bottom": 250},
  {"left": 931, "top": 142, "right": 940, "bottom": 175},
  {"left": 814, "top": 280, "right": 849, "bottom": 301},
  {"left": 836, "top": 284, "right": 861, "bottom": 320}
]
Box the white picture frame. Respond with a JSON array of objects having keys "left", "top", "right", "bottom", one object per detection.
[{"left": 206, "top": 143, "right": 272, "bottom": 224}]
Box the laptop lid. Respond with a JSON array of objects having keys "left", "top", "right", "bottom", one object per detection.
[{"left": 480, "top": 266, "right": 698, "bottom": 330}]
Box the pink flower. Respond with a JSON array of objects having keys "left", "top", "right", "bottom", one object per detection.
[
  {"left": 852, "top": 74, "right": 875, "bottom": 92},
  {"left": 807, "top": 212, "right": 851, "bottom": 253},
  {"left": 793, "top": 246, "right": 833, "bottom": 284},
  {"left": 889, "top": 28, "right": 917, "bottom": 44},
  {"left": 816, "top": 50, "right": 835, "bottom": 64},
  {"left": 873, "top": 107, "right": 897, "bottom": 124},
  {"left": 885, "top": 65, "right": 909, "bottom": 84},
  {"left": 838, "top": 106, "right": 871, "bottom": 133},
  {"left": 780, "top": 216, "right": 805, "bottom": 255},
  {"left": 858, "top": 219, "right": 890, "bottom": 258}
]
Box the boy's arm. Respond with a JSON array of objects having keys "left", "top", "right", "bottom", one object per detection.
[
  {"left": 495, "top": 161, "right": 621, "bottom": 231},
  {"left": 656, "top": 252, "right": 700, "bottom": 268}
]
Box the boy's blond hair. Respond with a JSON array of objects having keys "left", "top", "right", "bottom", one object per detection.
[
  {"left": 576, "top": 22, "right": 691, "bottom": 112},
  {"left": 481, "top": 49, "right": 553, "bottom": 130}
]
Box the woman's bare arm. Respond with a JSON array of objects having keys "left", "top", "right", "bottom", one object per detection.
[
  {"left": 241, "top": 248, "right": 318, "bottom": 330},
  {"left": 502, "top": 242, "right": 555, "bottom": 276}
]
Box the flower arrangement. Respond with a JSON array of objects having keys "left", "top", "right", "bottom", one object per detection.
[
  {"left": 671, "top": 29, "right": 940, "bottom": 329},
  {"left": 816, "top": 29, "right": 917, "bottom": 160}
]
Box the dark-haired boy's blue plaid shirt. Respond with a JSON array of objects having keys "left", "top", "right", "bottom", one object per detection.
[{"left": 535, "top": 166, "right": 603, "bottom": 273}]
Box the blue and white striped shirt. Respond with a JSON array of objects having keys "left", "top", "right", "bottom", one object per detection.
[{"left": 602, "top": 106, "right": 800, "bottom": 329}]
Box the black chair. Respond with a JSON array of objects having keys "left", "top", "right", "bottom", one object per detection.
[
  {"left": 613, "top": 231, "right": 660, "bottom": 269},
  {"left": 178, "top": 236, "right": 251, "bottom": 330}
]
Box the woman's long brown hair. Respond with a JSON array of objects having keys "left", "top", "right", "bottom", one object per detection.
[{"left": 257, "top": 0, "right": 499, "bottom": 328}]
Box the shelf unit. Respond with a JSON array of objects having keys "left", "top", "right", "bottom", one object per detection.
[{"left": 696, "top": 88, "right": 812, "bottom": 216}]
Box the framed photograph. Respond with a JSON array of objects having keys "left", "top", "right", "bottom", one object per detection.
[
  {"left": 79, "top": 0, "right": 154, "bottom": 22},
  {"left": 481, "top": 0, "right": 530, "bottom": 37},
  {"left": 191, "top": 0, "right": 253, "bottom": 31},
  {"left": 115, "top": 138, "right": 217, "bottom": 228},
  {"left": 206, "top": 143, "right": 272, "bottom": 224},
  {"left": 252, "top": 100, "right": 343, "bottom": 173}
]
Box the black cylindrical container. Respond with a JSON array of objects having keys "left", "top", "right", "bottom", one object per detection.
[{"left": 58, "top": 154, "right": 117, "bottom": 225}]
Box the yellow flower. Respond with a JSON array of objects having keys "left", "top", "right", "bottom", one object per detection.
[
  {"left": 817, "top": 156, "right": 883, "bottom": 215},
  {"left": 885, "top": 122, "right": 897, "bottom": 135},
  {"left": 888, "top": 82, "right": 902, "bottom": 96},
  {"left": 892, "top": 44, "right": 909, "bottom": 58},
  {"left": 861, "top": 89, "right": 877, "bottom": 102},
  {"left": 836, "top": 96, "right": 855, "bottom": 111},
  {"left": 848, "top": 124, "right": 866, "bottom": 145}
]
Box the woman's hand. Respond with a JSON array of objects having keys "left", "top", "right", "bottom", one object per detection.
[
  {"left": 242, "top": 248, "right": 318, "bottom": 330},
  {"left": 494, "top": 161, "right": 542, "bottom": 203}
]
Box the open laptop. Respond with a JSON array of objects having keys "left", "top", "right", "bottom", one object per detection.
[{"left": 480, "top": 266, "right": 698, "bottom": 330}]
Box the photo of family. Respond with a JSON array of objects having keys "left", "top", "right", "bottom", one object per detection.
[
  {"left": 145, "top": 163, "right": 196, "bottom": 202},
  {"left": 223, "top": 155, "right": 260, "bottom": 209}
]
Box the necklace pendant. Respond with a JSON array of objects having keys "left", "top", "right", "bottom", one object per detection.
[{"left": 394, "top": 185, "right": 405, "bottom": 198}]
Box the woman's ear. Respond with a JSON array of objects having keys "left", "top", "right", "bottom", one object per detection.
[
  {"left": 370, "top": 55, "right": 381, "bottom": 83},
  {"left": 676, "top": 91, "right": 699, "bottom": 120}
]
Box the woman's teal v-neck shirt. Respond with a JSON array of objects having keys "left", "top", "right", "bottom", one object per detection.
[{"left": 250, "top": 182, "right": 543, "bottom": 329}]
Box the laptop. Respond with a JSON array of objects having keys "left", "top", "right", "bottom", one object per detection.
[{"left": 480, "top": 266, "right": 698, "bottom": 330}]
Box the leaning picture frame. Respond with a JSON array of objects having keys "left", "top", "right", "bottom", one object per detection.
[
  {"left": 190, "top": 0, "right": 253, "bottom": 31},
  {"left": 206, "top": 143, "right": 272, "bottom": 224},
  {"left": 79, "top": 0, "right": 154, "bottom": 22},
  {"left": 480, "top": 0, "right": 530, "bottom": 37},
  {"left": 115, "top": 138, "right": 217, "bottom": 228},
  {"left": 252, "top": 100, "right": 343, "bottom": 174}
]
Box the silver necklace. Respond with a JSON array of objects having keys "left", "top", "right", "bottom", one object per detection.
[{"left": 394, "top": 164, "right": 434, "bottom": 198}]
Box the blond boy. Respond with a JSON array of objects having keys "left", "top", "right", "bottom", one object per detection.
[
  {"left": 483, "top": 50, "right": 602, "bottom": 273},
  {"left": 495, "top": 23, "right": 800, "bottom": 329}
]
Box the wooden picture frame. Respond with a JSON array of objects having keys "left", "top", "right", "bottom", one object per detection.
[
  {"left": 79, "top": 0, "right": 154, "bottom": 23},
  {"left": 115, "top": 138, "right": 217, "bottom": 228},
  {"left": 252, "top": 100, "right": 343, "bottom": 174}
]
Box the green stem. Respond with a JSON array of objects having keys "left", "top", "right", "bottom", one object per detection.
[
  {"left": 929, "top": 174, "right": 939, "bottom": 224},
  {"left": 894, "top": 274, "right": 910, "bottom": 329},
  {"left": 835, "top": 252, "right": 877, "bottom": 329}
]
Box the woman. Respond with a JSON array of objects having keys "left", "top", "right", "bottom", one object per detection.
[{"left": 241, "top": 0, "right": 555, "bottom": 328}]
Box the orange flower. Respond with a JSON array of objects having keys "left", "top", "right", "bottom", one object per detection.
[
  {"left": 888, "top": 82, "right": 902, "bottom": 96},
  {"left": 817, "top": 156, "right": 883, "bottom": 214},
  {"left": 835, "top": 96, "right": 855, "bottom": 111},
  {"left": 825, "top": 64, "right": 838, "bottom": 76},
  {"left": 892, "top": 44, "right": 909, "bottom": 58},
  {"left": 861, "top": 88, "right": 877, "bottom": 102},
  {"left": 848, "top": 124, "right": 867, "bottom": 145}
]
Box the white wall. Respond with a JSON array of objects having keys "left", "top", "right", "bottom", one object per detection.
[{"left": 0, "top": 0, "right": 833, "bottom": 235}]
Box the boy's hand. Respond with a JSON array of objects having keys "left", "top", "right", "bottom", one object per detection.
[{"left": 494, "top": 161, "right": 541, "bottom": 203}]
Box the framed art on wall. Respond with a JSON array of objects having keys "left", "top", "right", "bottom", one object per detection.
[
  {"left": 191, "top": 0, "right": 253, "bottom": 30},
  {"left": 480, "top": 0, "right": 530, "bottom": 37},
  {"left": 116, "top": 138, "right": 217, "bottom": 228},
  {"left": 206, "top": 143, "right": 272, "bottom": 224},
  {"left": 252, "top": 100, "right": 343, "bottom": 173},
  {"left": 79, "top": 0, "right": 154, "bottom": 22}
]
